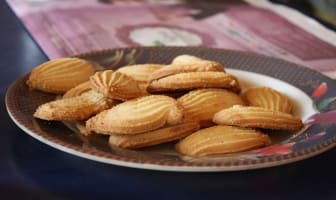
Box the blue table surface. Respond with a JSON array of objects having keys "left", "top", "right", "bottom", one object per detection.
[{"left": 1, "top": 1, "right": 335, "bottom": 199}]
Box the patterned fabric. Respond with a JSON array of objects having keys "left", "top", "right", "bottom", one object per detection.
[{"left": 7, "top": 0, "right": 336, "bottom": 78}]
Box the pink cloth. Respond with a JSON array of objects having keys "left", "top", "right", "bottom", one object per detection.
[{"left": 7, "top": 0, "right": 336, "bottom": 78}]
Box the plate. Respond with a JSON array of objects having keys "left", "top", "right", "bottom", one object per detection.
[{"left": 6, "top": 47, "right": 336, "bottom": 171}]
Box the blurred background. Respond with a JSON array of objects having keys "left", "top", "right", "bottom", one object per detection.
[{"left": 271, "top": 0, "right": 336, "bottom": 30}]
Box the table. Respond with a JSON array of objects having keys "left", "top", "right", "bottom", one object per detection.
[{"left": 1, "top": 1, "right": 335, "bottom": 199}]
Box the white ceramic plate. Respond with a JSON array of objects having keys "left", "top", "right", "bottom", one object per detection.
[{"left": 6, "top": 47, "right": 336, "bottom": 171}]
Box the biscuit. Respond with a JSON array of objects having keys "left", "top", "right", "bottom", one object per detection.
[
  {"left": 116, "top": 64, "right": 164, "bottom": 83},
  {"left": 34, "top": 90, "right": 114, "bottom": 121},
  {"left": 147, "top": 71, "right": 241, "bottom": 94},
  {"left": 117, "top": 64, "right": 163, "bottom": 96},
  {"left": 86, "top": 95, "right": 184, "bottom": 135},
  {"left": 177, "top": 89, "right": 245, "bottom": 127},
  {"left": 149, "top": 55, "right": 224, "bottom": 81},
  {"left": 213, "top": 105, "right": 303, "bottom": 130},
  {"left": 90, "top": 70, "right": 143, "bottom": 101},
  {"left": 26, "top": 57, "right": 95, "bottom": 94},
  {"left": 242, "top": 87, "right": 293, "bottom": 113},
  {"left": 62, "top": 81, "right": 91, "bottom": 99},
  {"left": 109, "top": 122, "right": 200, "bottom": 149},
  {"left": 175, "top": 125, "right": 271, "bottom": 156}
]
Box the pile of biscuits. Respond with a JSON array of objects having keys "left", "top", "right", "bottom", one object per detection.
[{"left": 28, "top": 55, "right": 303, "bottom": 157}]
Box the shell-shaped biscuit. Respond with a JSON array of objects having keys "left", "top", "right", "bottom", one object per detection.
[
  {"left": 63, "top": 81, "right": 91, "bottom": 99},
  {"left": 148, "top": 71, "right": 241, "bottom": 94},
  {"left": 90, "top": 70, "right": 142, "bottom": 101},
  {"left": 175, "top": 125, "right": 271, "bottom": 156},
  {"left": 150, "top": 55, "right": 224, "bottom": 81},
  {"left": 34, "top": 90, "right": 114, "bottom": 121},
  {"left": 242, "top": 87, "right": 293, "bottom": 113},
  {"left": 116, "top": 64, "right": 164, "bottom": 83},
  {"left": 109, "top": 122, "right": 200, "bottom": 149},
  {"left": 26, "top": 57, "right": 95, "bottom": 94},
  {"left": 213, "top": 105, "right": 303, "bottom": 131},
  {"left": 86, "top": 95, "right": 184, "bottom": 135},
  {"left": 178, "top": 89, "right": 245, "bottom": 127}
]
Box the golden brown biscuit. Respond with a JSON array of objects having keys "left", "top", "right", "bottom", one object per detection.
[
  {"left": 242, "top": 87, "right": 293, "bottom": 113},
  {"left": 109, "top": 122, "right": 200, "bottom": 149},
  {"left": 86, "top": 95, "right": 184, "bottom": 135},
  {"left": 137, "top": 83, "right": 151, "bottom": 96},
  {"left": 149, "top": 55, "right": 224, "bottom": 81},
  {"left": 177, "top": 89, "right": 245, "bottom": 127},
  {"left": 175, "top": 125, "right": 271, "bottom": 156},
  {"left": 116, "top": 64, "right": 164, "bottom": 83},
  {"left": 62, "top": 81, "right": 91, "bottom": 99},
  {"left": 34, "top": 90, "right": 114, "bottom": 121},
  {"left": 90, "top": 70, "right": 142, "bottom": 101},
  {"left": 117, "top": 64, "right": 163, "bottom": 96},
  {"left": 213, "top": 105, "right": 303, "bottom": 131},
  {"left": 147, "top": 71, "right": 241, "bottom": 94},
  {"left": 26, "top": 57, "right": 95, "bottom": 94}
]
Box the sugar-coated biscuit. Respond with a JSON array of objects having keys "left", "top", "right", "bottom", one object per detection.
[
  {"left": 109, "top": 122, "right": 200, "bottom": 149},
  {"left": 176, "top": 125, "right": 271, "bottom": 156},
  {"left": 34, "top": 90, "right": 114, "bottom": 121},
  {"left": 90, "top": 70, "right": 143, "bottom": 101},
  {"left": 213, "top": 105, "right": 303, "bottom": 130},
  {"left": 177, "top": 89, "right": 245, "bottom": 127},
  {"left": 147, "top": 71, "right": 241, "bottom": 94},
  {"left": 26, "top": 57, "right": 95, "bottom": 94},
  {"left": 242, "top": 87, "right": 293, "bottom": 113},
  {"left": 86, "top": 95, "right": 184, "bottom": 135}
]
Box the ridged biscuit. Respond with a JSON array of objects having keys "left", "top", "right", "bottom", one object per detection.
[
  {"left": 26, "top": 57, "right": 95, "bottom": 94},
  {"left": 243, "top": 87, "right": 293, "bottom": 113},
  {"left": 175, "top": 125, "right": 271, "bottom": 156},
  {"left": 34, "top": 90, "right": 114, "bottom": 121},
  {"left": 90, "top": 70, "right": 142, "bottom": 101},
  {"left": 177, "top": 89, "right": 245, "bottom": 127},
  {"left": 147, "top": 71, "right": 241, "bottom": 93},
  {"left": 62, "top": 81, "right": 91, "bottom": 99},
  {"left": 150, "top": 55, "right": 224, "bottom": 81},
  {"left": 116, "top": 64, "right": 164, "bottom": 96},
  {"left": 213, "top": 105, "right": 303, "bottom": 130},
  {"left": 109, "top": 122, "right": 200, "bottom": 149},
  {"left": 86, "top": 95, "right": 184, "bottom": 135},
  {"left": 116, "top": 64, "right": 164, "bottom": 83}
]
